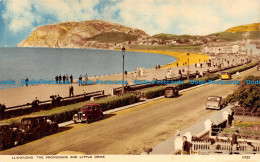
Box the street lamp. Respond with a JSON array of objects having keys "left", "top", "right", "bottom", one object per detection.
[
  {"left": 122, "top": 47, "right": 126, "bottom": 94},
  {"left": 187, "top": 53, "right": 190, "bottom": 80}
]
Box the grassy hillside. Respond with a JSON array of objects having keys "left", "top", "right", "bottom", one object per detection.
[
  {"left": 131, "top": 44, "right": 202, "bottom": 52},
  {"left": 226, "top": 23, "right": 260, "bottom": 33},
  {"left": 87, "top": 32, "right": 138, "bottom": 43},
  {"left": 152, "top": 33, "right": 201, "bottom": 41},
  {"left": 152, "top": 23, "right": 260, "bottom": 43},
  {"left": 211, "top": 31, "right": 260, "bottom": 41}
]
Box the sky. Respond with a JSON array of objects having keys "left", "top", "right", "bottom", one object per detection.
[{"left": 0, "top": 0, "right": 259, "bottom": 47}]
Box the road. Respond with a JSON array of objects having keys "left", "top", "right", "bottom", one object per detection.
[{"left": 1, "top": 67, "right": 259, "bottom": 155}]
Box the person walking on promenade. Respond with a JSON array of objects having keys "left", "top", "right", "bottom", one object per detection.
[
  {"left": 25, "top": 77, "right": 29, "bottom": 87},
  {"left": 66, "top": 74, "right": 69, "bottom": 81},
  {"left": 231, "top": 130, "right": 240, "bottom": 154},
  {"left": 70, "top": 74, "right": 73, "bottom": 84},
  {"left": 236, "top": 71, "right": 240, "bottom": 79},
  {"left": 84, "top": 73, "right": 88, "bottom": 86},
  {"left": 59, "top": 75, "right": 62, "bottom": 82},
  {"left": 174, "top": 130, "right": 182, "bottom": 154},
  {"left": 56, "top": 94, "right": 62, "bottom": 106},
  {"left": 63, "top": 75, "right": 66, "bottom": 83},
  {"left": 32, "top": 97, "right": 39, "bottom": 110},
  {"left": 69, "top": 86, "right": 74, "bottom": 97},
  {"left": 79, "top": 75, "right": 82, "bottom": 86},
  {"left": 182, "top": 136, "right": 192, "bottom": 154},
  {"left": 55, "top": 75, "right": 58, "bottom": 82}
]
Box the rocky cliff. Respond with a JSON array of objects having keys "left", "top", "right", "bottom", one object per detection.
[{"left": 18, "top": 20, "right": 149, "bottom": 48}]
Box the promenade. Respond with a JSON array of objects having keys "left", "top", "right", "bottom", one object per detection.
[{"left": 0, "top": 50, "right": 247, "bottom": 107}]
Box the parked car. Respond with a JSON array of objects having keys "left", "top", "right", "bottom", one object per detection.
[
  {"left": 73, "top": 103, "right": 103, "bottom": 123},
  {"left": 221, "top": 71, "right": 231, "bottom": 80},
  {"left": 0, "top": 123, "right": 23, "bottom": 149},
  {"left": 164, "top": 86, "right": 179, "bottom": 98},
  {"left": 19, "top": 115, "right": 58, "bottom": 139},
  {"left": 205, "top": 96, "right": 223, "bottom": 110},
  {"left": 221, "top": 72, "right": 231, "bottom": 80}
]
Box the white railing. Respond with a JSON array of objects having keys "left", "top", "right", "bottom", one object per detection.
[{"left": 192, "top": 141, "right": 260, "bottom": 154}]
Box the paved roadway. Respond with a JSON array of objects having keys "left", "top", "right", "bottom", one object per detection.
[{"left": 1, "top": 67, "right": 259, "bottom": 155}]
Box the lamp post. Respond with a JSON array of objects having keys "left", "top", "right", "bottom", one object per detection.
[
  {"left": 122, "top": 47, "right": 126, "bottom": 94},
  {"left": 187, "top": 53, "right": 190, "bottom": 80}
]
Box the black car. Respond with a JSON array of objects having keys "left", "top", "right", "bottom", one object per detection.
[
  {"left": 19, "top": 115, "right": 58, "bottom": 139},
  {"left": 0, "top": 123, "right": 23, "bottom": 150},
  {"left": 164, "top": 86, "right": 179, "bottom": 98}
]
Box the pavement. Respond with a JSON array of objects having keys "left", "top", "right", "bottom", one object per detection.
[
  {"left": 148, "top": 105, "right": 233, "bottom": 154},
  {"left": 0, "top": 53, "right": 248, "bottom": 107}
]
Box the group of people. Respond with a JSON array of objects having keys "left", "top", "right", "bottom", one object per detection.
[
  {"left": 174, "top": 128, "right": 249, "bottom": 155},
  {"left": 78, "top": 74, "right": 88, "bottom": 86},
  {"left": 55, "top": 74, "right": 73, "bottom": 84},
  {"left": 50, "top": 94, "right": 62, "bottom": 106}
]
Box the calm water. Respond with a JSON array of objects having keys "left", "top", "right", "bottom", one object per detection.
[{"left": 0, "top": 48, "right": 176, "bottom": 89}]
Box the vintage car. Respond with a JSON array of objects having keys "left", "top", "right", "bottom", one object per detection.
[
  {"left": 73, "top": 103, "right": 103, "bottom": 123},
  {"left": 205, "top": 96, "right": 223, "bottom": 110},
  {"left": 19, "top": 115, "right": 58, "bottom": 139},
  {"left": 0, "top": 123, "right": 23, "bottom": 149},
  {"left": 221, "top": 72, "right": 231, "bottom": 80},
  {"left": 164, "top": 86, "right": 179, "bottom": 98}
]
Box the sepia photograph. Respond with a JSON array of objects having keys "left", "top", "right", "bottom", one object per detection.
[{"left": 0, "top": 0, "right": 259, "bottom": 161}]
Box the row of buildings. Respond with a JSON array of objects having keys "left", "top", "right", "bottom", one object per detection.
[{"left": 202, "top": 39, "right": 260, "bottom": 55}]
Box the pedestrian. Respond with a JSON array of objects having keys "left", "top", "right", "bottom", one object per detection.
[
  {"left": 32, "top": 97, "right": 39, "bottom": 109},
  {"left": 59, "top": 75, "right": 62, "bottom": 82},
  {"left": 231, "top": 130, "right": 239, "bottom": 153},
  {"left": 79, "top": 75, "right": 82, "bottom": 86},
  {"left": 25, "top": 77, "right": 29, "bottom": 87},
  {"left": 177, "top": 63, "right": 179, "bottom": 67},
  {"left": 174, "top": 130, "right": 183, "bottom": 154},
  {"left": 66, "top": 74, "right": 69, "bottom": 81},
  {"left": 63, "top": 75, "right": 66, "bottom": 83},
  {"left": 69, "top": 86, "right": 74, "bottom": 97},
  {"left": 236, "top": 71, "right": 240, "bottom": 79},
  {"left": 56, "top": 94, "right": 62, "bottom": 105},
  {"left": 84, "top": 74, "right": 88, "bottom": 86},
  {"left": 70, "top": 74, "right": 73, "bottom": 84},
  {"left": 55, "top": 75, "right": 58, "bottom": 82},
  {"left": 182, "top": 136, "right": 192, "bottom": 154}
]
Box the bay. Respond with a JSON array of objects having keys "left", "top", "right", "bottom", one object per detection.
[{"left": 0, "top": 47, "right": 176, "bottom": 89}]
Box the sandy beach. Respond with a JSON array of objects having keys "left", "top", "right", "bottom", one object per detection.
[
  {"left": 0, "top": 50, "right": 247, "bottom": 107},
  {"left": 126, "top": 49, "right": 210, "bottom": 68}
]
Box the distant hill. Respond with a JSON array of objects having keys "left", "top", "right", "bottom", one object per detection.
[
  {"left": 18, "top": 21, "right": 259, "bottom": 48},
  {"left": 86, "top": 32, "right": 138, "bottom": 43},
  {"left": 18, "top": 20, "right": 148, "bottom": 48},
  {"left": 152, "top": 33, "right": 200, "bottom": 41},
  {"left": 226, "top": 23, "right": 260, "bottom": 33},
  {"left": 152, "top": 23, "right": 260, "bottom": 43}
]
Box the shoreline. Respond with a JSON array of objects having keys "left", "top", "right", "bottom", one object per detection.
[
  {"left": 126, "top": 49, "right": 210, "bottom": 68},
  {"left": 0, "top": 48, "right": 209, "bottom": 91},
  {"left": 0, "top": 49, "right": 213, "bottom": 107}
]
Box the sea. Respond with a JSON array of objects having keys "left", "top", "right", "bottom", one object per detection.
[{"left": 0, "top": 47, "right": 176, "bottom": 90}]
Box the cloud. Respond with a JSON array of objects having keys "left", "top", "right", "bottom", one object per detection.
[
  {"left": 1, "top": 0, "right": 260, "bottom": 37},
  {"left": 2, "top": 0, "right": 35, "bottom": 32},
  {"left": 114, "top": 0, "right": 260, "bottom": 35},
  {"left": 2, "top": 0, "right": 100, "bottom": 33}
]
